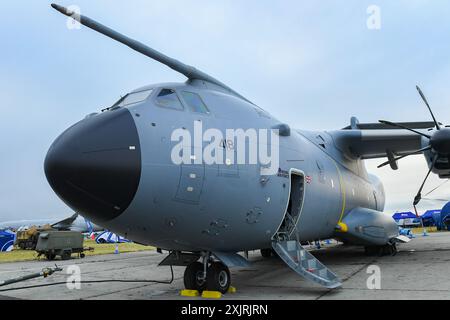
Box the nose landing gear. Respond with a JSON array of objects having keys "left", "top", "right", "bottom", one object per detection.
[
  {"left": 183, "top": 254, "right": 231, "bottom": 294},
  {"left": 183, "top": 262, "right": 207, "bottom": 292}
]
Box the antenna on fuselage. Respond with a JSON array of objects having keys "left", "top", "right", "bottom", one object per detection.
[{"left": 51, "top": 3, "right": 253, "bottom": 104}]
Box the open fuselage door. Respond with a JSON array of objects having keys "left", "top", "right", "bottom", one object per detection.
[{"left": 272, "top": 169, "right": 342, "bottom": 289}]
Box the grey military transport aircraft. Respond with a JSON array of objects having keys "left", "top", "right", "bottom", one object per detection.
[{"left": 46, "top": 4, "right": 450, "bottom": 293}]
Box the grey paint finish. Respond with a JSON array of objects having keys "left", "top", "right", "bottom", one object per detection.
[
  {"left": 101, "top": 83, "right": 391, "bottom": 252},
  {"left": 47, "top": 5, "right": 449, "bottom": 258}
]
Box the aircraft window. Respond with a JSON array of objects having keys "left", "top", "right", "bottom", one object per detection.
[
  {"left": 155, "top": 89, "right": 184, "bottom": 110},
  {"left": 181, "top": 91, "right": 209, "bottom": 114},
  {"left": 117, "top": 89, "right": 153, "bottom": 107}
]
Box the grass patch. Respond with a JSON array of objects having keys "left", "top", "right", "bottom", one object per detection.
[
  {"left": 409, "top": 226, "right": 438, "bottom": 234},
  {"left": 0, "top": 239, "right": 154, "bottom": 264}
]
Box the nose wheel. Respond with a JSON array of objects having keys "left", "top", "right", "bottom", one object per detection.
[
  {"left": 183, "top": 262, "right": 207, "bottom": 292},
  {"left": 183, "top": 260, "right": 231, "bottom": 294}
]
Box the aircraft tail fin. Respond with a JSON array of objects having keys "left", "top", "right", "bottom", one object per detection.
[{"left": 51, "top": 213, "right": 78, "bottom": 230}]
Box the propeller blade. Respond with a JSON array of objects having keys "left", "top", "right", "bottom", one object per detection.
[
  {"left": 424, "top": 179, "right": 449, "bottom": 197},
  {"left": 379, "top": 120, "right": 432, "bottom": 139},
  {"left": 377, "top": 146, "right": 432, "bottom": 169},
  {"left": 416, "top": 85, "right": 441, "bottom": 130},
  {"left": 421, "top": 198, "right": 449, "bottom": 202},
  {"left": 413, "top": 155, "right": 439, "bottom": 206}
]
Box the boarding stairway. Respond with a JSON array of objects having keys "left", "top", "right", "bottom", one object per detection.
[
  {"left": 272, "top": 238, "right": 342, "bottom": 289},
  {"left": 273, "top": 174, "right": 341, "bottom": 289}
]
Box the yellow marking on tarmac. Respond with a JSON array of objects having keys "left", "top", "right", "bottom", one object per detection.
[
  {"left": 180, "top": 290, "right": 200, "bottom": 297},
  {"left": 201, "top": 291, "right": 222, "bottom": 299},
  {"left": 228, "top": 286, "right": 237, "bottom": 294}
]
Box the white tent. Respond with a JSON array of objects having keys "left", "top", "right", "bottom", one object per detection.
[{"left": 95, "top": 231, "right": 131, "bottom": 244}]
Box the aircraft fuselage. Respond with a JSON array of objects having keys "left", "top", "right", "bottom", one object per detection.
[{"left": 45, "top": 82, "right": 385, "bottom": 252}]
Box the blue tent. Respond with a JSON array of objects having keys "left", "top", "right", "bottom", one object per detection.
[
  {"left": 421, "top": 210, "right": 441, "bottom": 227},
  {"left": 440, "top": 202, "right": 450, "bottom": 231},
  {"left": 392, "top": 211, "right": 421, "bottom": 227},
  {"left": 392, "top": 211, "right": 416, "bottom": 221},
  {"left": 0, "top": 230, "right": 15, "bottom": 252}
]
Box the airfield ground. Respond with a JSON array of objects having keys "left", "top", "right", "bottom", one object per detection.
[
  {"left": 1, "top": 232, "right": 450, "bottom": 300},
  {"left": 0, "top": 239, "right": 153, "bottom": 263}
]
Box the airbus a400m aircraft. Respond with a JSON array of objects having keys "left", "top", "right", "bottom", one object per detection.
[{"left": 47, "top": 4, "right": 450, "bottom": 293}]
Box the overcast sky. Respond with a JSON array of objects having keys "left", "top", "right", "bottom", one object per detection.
[{"left": 1, "top": 0, "right": 449, "bottom": 221}]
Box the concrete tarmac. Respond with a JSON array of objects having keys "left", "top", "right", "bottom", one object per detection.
[{"left": 1, "top": 232, "right": 450, "bottom": 300}]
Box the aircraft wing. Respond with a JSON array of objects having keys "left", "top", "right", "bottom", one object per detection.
[
  {"left": 329, "top": 121, "right": 436, "bottom": 160},
  {"left": 330, "top": 129, "right": 424, "bottom": 160}
]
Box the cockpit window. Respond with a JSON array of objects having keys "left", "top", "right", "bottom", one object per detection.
[
  {"left": 181, "top": 91, "right": 209, "bottom": 114},
  {"left": 155, "top": 89, "right": 184, "bottom": 110},
  {"left": 116, "top": 89, "right": 153, "bottom": 108}
]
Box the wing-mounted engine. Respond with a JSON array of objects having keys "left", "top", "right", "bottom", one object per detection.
[{"left": 331, "top": 86, "right": 450, "bottom": 209}]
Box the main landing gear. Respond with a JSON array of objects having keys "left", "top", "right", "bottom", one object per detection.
[
  {"left": 183, "top": 254, "right": 231, "bottom": 294},
  {"left": 260, "top": 248, "right": 273, "bottom": 258},
  {"left": 364, "top": 242, "right": 397, "bottom": 256}
]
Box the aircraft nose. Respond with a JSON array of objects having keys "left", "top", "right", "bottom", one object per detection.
[{"left": 44, "top": 108, "right": 141, "bottom": 223}]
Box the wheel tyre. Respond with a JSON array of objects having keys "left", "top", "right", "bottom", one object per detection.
[
  {"left": 61, "top": 251, "right": 71, "bottom": 260},
  {"left": 364, "top": 246, "right": 375, "bottom": 256},
  {"left": 206, "top": 262, "right": 231, "bottom": 294},
  {"left": 80, "top": 253, "right": 86, "bottom": 259},
  {"left": 391, "top": 243, "right": 397, "bottom": 256},
  {"left": 271, "top": 249, "right": 281, "bottom": 259},
  {"left": 184, "top": 262, "right": 207, "bottom": 292},
  {"left": 260, "top": 248, "right": 272, "bottom": 258},
  {"left": 46, "top": 254, "right": 56, "bottom": 261}
]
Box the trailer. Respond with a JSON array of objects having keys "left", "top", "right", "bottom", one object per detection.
[
  {"left": 15, "top": 225, "right": 53, "bottom": 250},
  {"left": 35, "top": 231, "right": 87, "bottom": 260}
]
